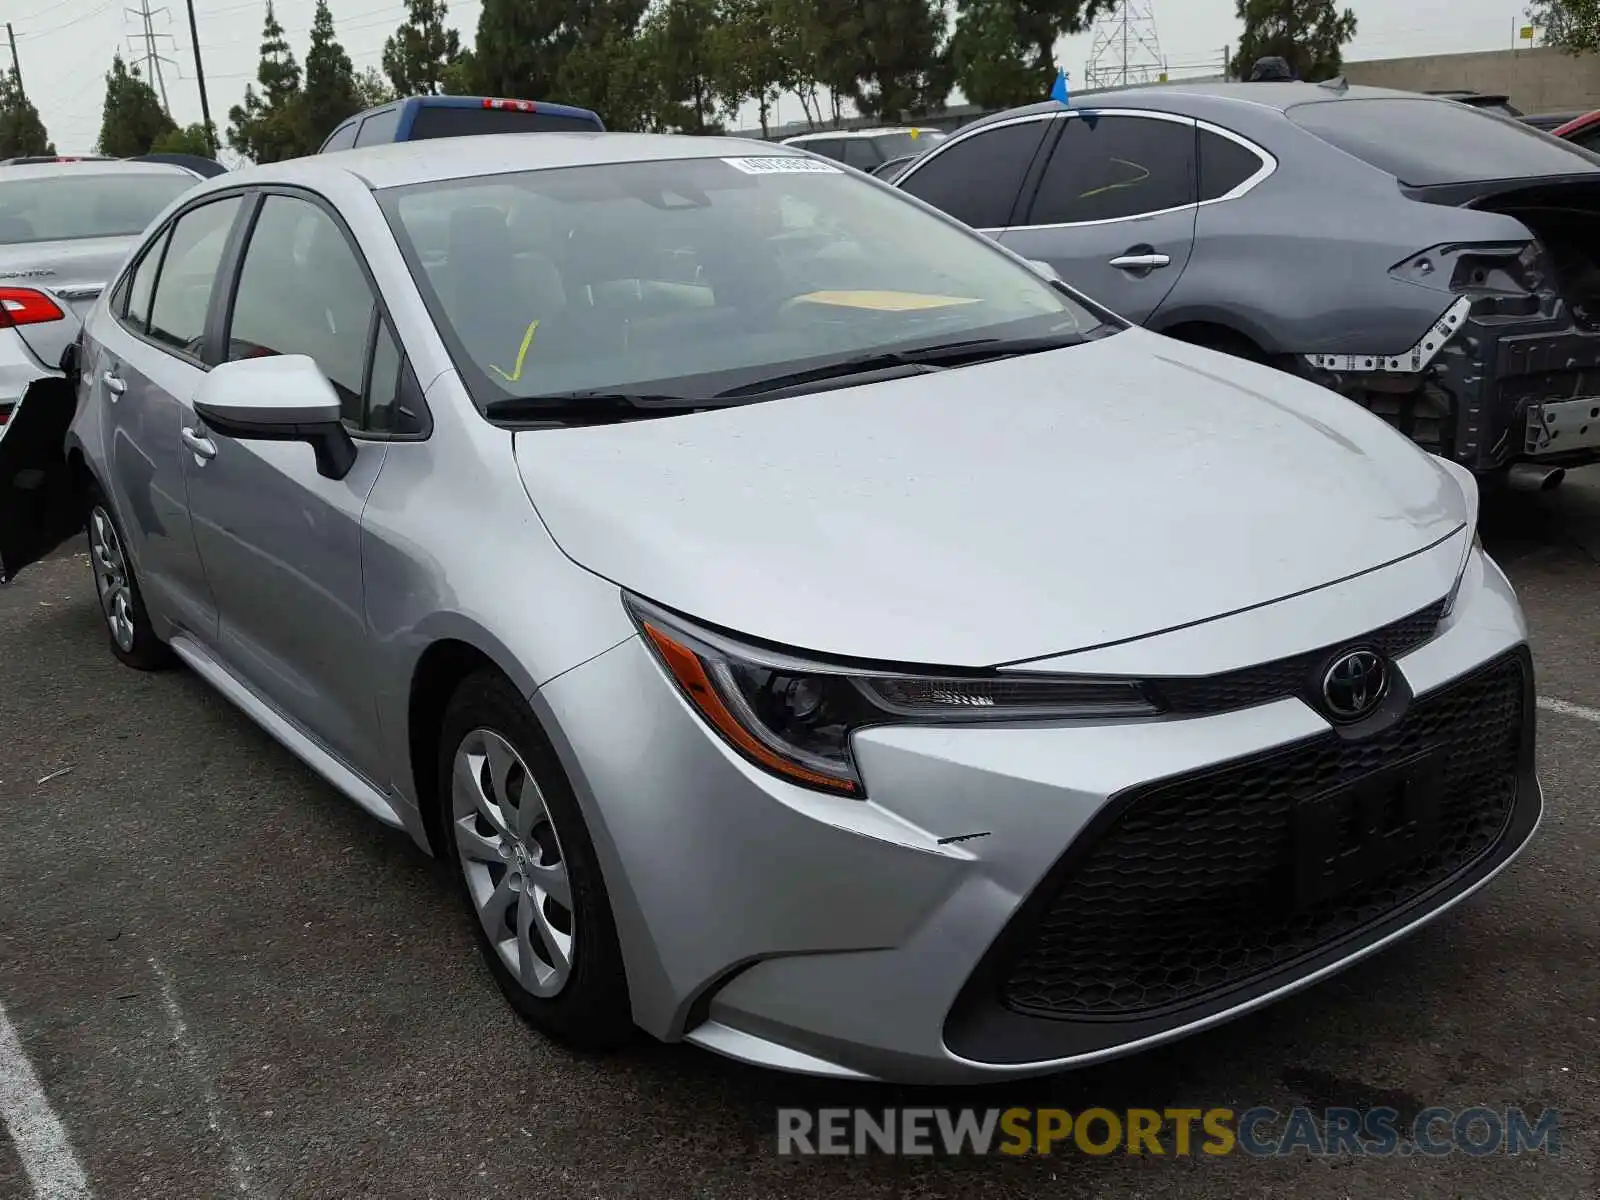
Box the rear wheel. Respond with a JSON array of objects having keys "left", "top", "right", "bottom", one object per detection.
[
  {"left": 438, "top": 668, "right": 634, "bottom": 1052},
  {"left": 85, "top": 481, "right": 172, "bottom": 670}
]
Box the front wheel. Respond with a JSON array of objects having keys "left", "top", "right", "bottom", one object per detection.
[{"left": 438, "top": 668, "right": 634, "bottom": 1052}]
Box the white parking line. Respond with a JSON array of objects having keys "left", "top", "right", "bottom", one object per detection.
[
  {"left": 1540, "top": 696, "right": 1600, "bottom": 725},
  {"left": 0, "top": 1001, "right": 91, "bottom": 1200},
  {"left": 148, "top": 959, "right": 253, "bottom": 1195}
]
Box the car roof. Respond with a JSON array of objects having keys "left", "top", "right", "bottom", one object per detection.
[
  {"left": 201, "top": 131, "right": 803, "bottom": 193},
  {"left": 956, "top": 81, "right": 1473, "bottom": 134},
  {"left": 0, "top": 158, "right": 198, "bottom": 181},
  {"left": 783, "top": 127, "right": 939, "bottom": 141}
]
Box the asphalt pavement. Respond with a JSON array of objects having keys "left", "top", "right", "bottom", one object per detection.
[{"left": 1, "top": 470, "right": 1598, "bottom": 1199}]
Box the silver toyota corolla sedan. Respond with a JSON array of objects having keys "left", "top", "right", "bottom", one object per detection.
[{"left": 0, "top": 133, "right": 1540, "bottom": 1084}]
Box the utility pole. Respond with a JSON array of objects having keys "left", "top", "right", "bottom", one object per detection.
[
  {"left": 183, "top": 0, "right": 214, "bottom": 154},
  {"left": 5, "top": 23, "right": 21, "bottom": 95}
]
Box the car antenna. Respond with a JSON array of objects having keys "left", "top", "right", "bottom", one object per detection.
[{"left": 1318, "top": 75, "right": 1349, "bottom": 93}]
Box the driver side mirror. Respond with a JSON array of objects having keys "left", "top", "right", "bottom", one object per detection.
[{"left": 193, "top": 354, "right": 357, "bottom": 481}]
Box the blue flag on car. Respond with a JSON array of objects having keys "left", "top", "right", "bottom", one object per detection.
[{"left": 1050, "top": 68, "right": 1070, "bottom": 104}]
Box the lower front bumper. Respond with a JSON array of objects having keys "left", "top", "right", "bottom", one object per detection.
[{"left": 536, "top": 550, "right": 1537, "bottom": 1084}]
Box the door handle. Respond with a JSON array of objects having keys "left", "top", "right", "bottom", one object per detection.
[
  {"left": 102, "top": 370, "right": 126, "bottom": 396},
  {"left": 180, "top": 426, "right": 216, "bottom": 461},
  {"left": 1108, "top": 252, "right": 1172, "bottom": 271}
]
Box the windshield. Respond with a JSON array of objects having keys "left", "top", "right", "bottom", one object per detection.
[
  {"left": 0, "top": 171, "right": 194, "bottom": 244},
  {"left": 1288, "top": 98, "right": 1600, "bottom": 186},
  {"left": 872, "top": 131, "right": 946, "bottom": 158},
  {"left": 380, "top": 154, "right": 1098, "bottom": 413}
]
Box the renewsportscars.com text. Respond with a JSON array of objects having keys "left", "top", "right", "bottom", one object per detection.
[{"left": 776, "top": 1106, "right": 1561, "bottom": 1157}]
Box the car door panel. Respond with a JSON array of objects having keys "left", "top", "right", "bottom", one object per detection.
[
  {"left": 182, "top": 190, "right": 394, "bottom": 786},
  {"left": 82, "top": 196, "right": 245, "bottom": 636},
  {"left": 88, "top": 317, "right": 217, "bottom": 636},
  {"left": 183, "top": 434, "right": 389, "bottom": 776},
  {"left": 998, "top": 112, "right": 1199, "bottom": 324}
]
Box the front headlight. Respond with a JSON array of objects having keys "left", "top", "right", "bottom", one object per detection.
[{"left": 625, "top": 595, "right": 1159, "bottom": 797}]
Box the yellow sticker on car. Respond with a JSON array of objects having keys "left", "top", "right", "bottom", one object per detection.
[{"left": 791, "top": 290, "right": 982, "bottom": 312}]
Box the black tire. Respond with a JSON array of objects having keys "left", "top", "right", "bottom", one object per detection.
[
  {"left": 83, "top": 479, "right": 173, "bottom": 671},
  {"left": 437, "top": 668, "right": 634, "bottom": 1052}
]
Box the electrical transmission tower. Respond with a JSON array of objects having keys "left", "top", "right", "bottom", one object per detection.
[
  {"left": 1083, "top": 0, "right": 1168, "bottom": 90},
  {"left": 125, "top": 0, "right": 177, "bottom": 114}
]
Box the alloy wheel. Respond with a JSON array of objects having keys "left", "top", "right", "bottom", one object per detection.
[
  {"left": 88, "top": 506, "right": 136, "bottom": 653},
  {"left": 451, "top": 728, "right": 575, "bottom": 997}
]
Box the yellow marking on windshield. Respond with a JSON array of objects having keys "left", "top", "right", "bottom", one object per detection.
[
  {"left": 489, "top": 320, "right": 540, "bottom": 382},
  {"left": 792, "top": 290, "right": 982, "bottom": 312},
  {"left": 1077, "top": 157, "right": 1151, "bottom": 200}
]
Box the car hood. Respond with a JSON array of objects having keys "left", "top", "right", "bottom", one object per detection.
[{"left": 513, "top": 330, "right": 1469, "bottom": 667}]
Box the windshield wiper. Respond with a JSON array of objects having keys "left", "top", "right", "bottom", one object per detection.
[
  {"left": 713, "top": 332, "right": 1088, "bottom": 399},
  {"left": 483, "top": 391, "right": 716, "bottom": 424}
]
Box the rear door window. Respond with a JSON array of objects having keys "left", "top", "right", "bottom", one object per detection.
[
  {"left": 120, "top": 227, "right": 170, "bottom": 332},
  {"left": 145, "top": 196, "right": 242, "bottom": 357},
  {"left": 1288, "top": 97, "right": 1600, "bottom": 185},
  {"left": 897, "top": 119, "right": 1053, "bottom": 229},
  {"left": 1024, "top": 114, "right": 1196, "bottom": 225}
]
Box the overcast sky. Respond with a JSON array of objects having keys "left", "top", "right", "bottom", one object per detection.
[{"left": 14, "top": 0, "right": 1537, "bottom": 152}]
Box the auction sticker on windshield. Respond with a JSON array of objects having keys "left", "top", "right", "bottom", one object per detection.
[{"left": 722, "top": 157, "right": 842, "bottom": 174}]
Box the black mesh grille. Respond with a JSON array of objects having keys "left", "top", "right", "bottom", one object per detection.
[
  {"left": 999, "top": 651, "right": 1526, "bottom": 1021},
  {"left": 1150, "top": 598, "right": 1447, "bottom": 715}
]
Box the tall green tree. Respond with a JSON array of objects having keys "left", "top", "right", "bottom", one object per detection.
[
  {"left": 850, "top": 0, "right": 950, "bottom": 118},
  {"left": 1526, "top": 0, "right": 1600, "bottom": 52},
  {"left": 355, "top": 65, "right": 396, "bottom": 108},
  {"left": 643, "top": 0, "right": 725, "bottom": 132},
  {"left": 97, "top": 54, "right": 177, "bottom": 157},
  {"left": 0, "top": 71, "right": 53, "bottom": 158},
  {"left": 778, "top": 0, "right": 866, "bottom": 124},
  {"left": 383, "top": 0, "right": 463, "bottom": 96},
  {"left": 1229, "top": 0, "right": 1357, "bottom": 82},
  {"left": 471, "top": 0, "right": 567, "bottom": 99},
  {"left": 302, "top": 0, "right": 361, "bottom": 146},
  {"left": 150, "top": 123, "right": 216, "bottom": 156},
  {"left": 950, "top": 0, "right": 1109, "bottom": 109},
  {"left": 226, "top": 1, "right": 305, "bottom": 163},
  {"left": 708, "top": 0, "right": 798, "bottom": 135}
]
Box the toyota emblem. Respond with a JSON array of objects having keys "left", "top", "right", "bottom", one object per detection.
[{"left": 1321, "top": 650, "right": 1388, "bottom": 721}]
